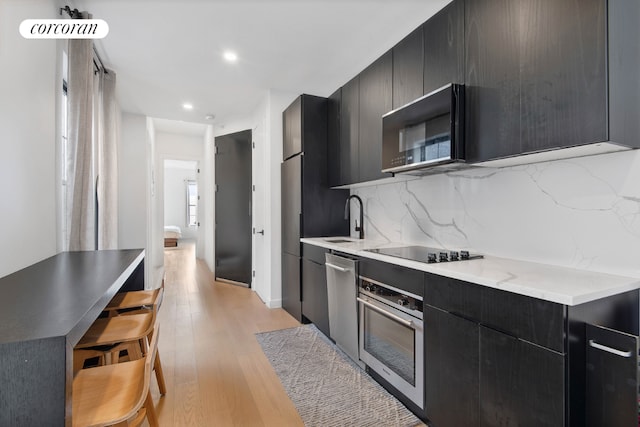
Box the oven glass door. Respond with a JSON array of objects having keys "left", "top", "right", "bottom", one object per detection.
[
  {"left": 359, "top": 295, "right": 424, "bottom": 409},
  {"left": 364, "top": 307, "right": 416, "bottom": 384}
]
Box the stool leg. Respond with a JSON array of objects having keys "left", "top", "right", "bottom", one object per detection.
[
  {"left": 154, "top": 350, "right": 167, "bottom": 396},
  {"left": 144, "top": 391, "right": 159, "bottom": 427}
]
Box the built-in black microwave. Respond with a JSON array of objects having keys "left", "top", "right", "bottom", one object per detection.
[{"left": 382, "top": 84, "right": 464, "bottom": 174}]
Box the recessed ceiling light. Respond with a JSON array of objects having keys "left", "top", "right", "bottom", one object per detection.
[
  {"left": 205, "top": 114, "right": 215, "bottom": 121},
  {"left": 223, "top": 50, "right": 238, "bottom": 63},
  {"left": 183, "top": 103, "right": 193, "bottom": 110}
]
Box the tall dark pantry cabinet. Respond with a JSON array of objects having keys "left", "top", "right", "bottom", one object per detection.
[{"left": 281, "top": 95, "right": 348, "bottom": 322}]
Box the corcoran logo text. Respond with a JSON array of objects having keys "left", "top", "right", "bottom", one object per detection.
[{"left": 19, "top": 19, "right": 109, "bottom": 39}]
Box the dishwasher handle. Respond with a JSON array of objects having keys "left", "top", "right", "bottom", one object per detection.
[{"left": 326, "top": 262, "right": 351, "bottom": 273}]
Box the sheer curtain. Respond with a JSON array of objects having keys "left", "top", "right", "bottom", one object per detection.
[
  {"left": 66, "top": 39, "right": 95, "bottom": 251},
  {"left": 66, "top": 39, "right": 119, "bottom": 251},
  {"left": 96, "top": 68, "right": 118, "bottom": 250}
]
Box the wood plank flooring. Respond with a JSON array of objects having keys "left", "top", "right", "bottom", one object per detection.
[{"left": 149, "top": 241, "right": 303, "bottom": 426}]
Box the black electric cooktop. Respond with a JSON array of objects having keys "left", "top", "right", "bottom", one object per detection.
[{"left": 366, "top": 245, "right": 483, "bottom": 264}]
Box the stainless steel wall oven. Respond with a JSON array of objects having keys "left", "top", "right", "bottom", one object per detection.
[{"left": 358, "top": 276, "right": 424, "bottom": 409}]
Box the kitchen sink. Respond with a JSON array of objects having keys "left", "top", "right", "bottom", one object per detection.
[{"left": 324, "top": 238, "right": 355, "bottom": 244}]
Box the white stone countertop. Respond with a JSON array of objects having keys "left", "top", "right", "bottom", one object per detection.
[{"left": 300, "top": 237, "right": 640, "bottom": 306}]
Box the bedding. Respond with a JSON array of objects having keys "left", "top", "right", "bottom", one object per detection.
[{"left": 164, "top": 225, "right": 181, "bottom": 247}]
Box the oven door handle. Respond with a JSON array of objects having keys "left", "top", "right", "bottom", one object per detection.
[{"left": 357, "top": 297, "right": 413, "bottom": 327}]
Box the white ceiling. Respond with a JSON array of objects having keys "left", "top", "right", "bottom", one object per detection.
[{"left": 72, "top": 0, "right": 451, "bottom": 132}]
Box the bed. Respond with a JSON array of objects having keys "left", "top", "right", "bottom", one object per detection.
[{"left": 164, "top": 225, "right": 182, "bottom": 247}]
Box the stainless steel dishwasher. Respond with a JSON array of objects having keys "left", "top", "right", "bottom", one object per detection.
[{"left": 325, "top": 252, "right": 361, "bottom": 365}]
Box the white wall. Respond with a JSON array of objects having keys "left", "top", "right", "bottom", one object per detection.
[
  {"left": 155, "top": 131, "right": 205, "bottom": 257},
  {"left": 0, "top": 0, "right": 60, "bottom": 278},
  {"left": 264, "top": 90, "right": 298, "bottom": 306},
  {"left": 146, "top": 118, "right": 163, "bottom": 288},
  {"left": 119, "top": 113, "right": 164, "bottom": 288},
  {"left": 204, "top": 125, "right": 216, "bottom": 272},
  {"left": 354, "top": 149, "right": 640, "bottom": 279},
  {"left": 118, "top": 113, "right": 148, "bottom": 249}
]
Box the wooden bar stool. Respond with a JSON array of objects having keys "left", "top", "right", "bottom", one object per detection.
[
  {"left": 72, "top": 319, "right": 161, "bottom": 427},
  {"left": 103, "top": 279, "right": 165, "bottom": 316},
  {"left": 75, "top": 290, "right": 167, "bottom": 395}
]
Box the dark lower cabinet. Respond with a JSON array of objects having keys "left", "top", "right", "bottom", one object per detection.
[
  {"left": 425, "top": 274, "right": 564, "bottom": 427},
  {"left": 425, "top": 305, "right": 479, "bottom": 427},
  {"left": 301, "top": 245, "right": 330, "bottom": 337},
  {"left": 424, "top": 271, "right": 640, "bottom": 427},
  {"left": 282, "top": 252, "right": 301, "bottom": 322},
  {"left": 481, "top": 286, "right": 564, "bottom": 353},
  {"left": 479, "top": 326, "right": 565, "bottom": 427},
  {"left": 585, "top": 324, "right": 639, "bottom": 427}
]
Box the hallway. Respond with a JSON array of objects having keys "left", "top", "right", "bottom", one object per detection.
[{"left": 151, "top": 241, "right": 303, "bottom": 426}]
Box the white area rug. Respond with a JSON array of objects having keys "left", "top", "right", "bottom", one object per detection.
[{"left": 255, "top": 324, "right": 423, "bottom": 427}]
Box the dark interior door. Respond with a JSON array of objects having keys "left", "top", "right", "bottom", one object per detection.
[{"left": 215, "top": 129, "right": 252, "bottom": 286}]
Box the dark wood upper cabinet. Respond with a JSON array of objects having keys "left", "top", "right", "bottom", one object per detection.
[
  {"left": 340, "top": 76, "right": 359, "bottom": 185},
  {"left": 359, "top": 51, "right": 393, "bottom": 183},
  {"left": 423, "top": 0, "right": 464, "bottom": 95},
  {"left": 519, "top": 0, "right": 607, "bottom": 152},
  {"left": 392, "top": 26, "right": 424, "bottom": 109},
  {"left": 327, "top": 88, "right": 342, "bottom": 187},
  {"left": 464, "top": 0, "right": 631, "bottom": 163},
  {"left": 282, "top": 95, "right": 302, "bottom": 160},
  {"left": 327, "top": 0, "right": 639, "bottom": 180},
  {"left": 464, "top": 0, "right": 520, "bottom": 162},
  {"left": 602, "top": 0, "right": 639, "bottom": 149}
]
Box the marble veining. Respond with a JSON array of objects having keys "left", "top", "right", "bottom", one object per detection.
[{"left": 350, "top": 149, "right": 640, "bottom": 279}]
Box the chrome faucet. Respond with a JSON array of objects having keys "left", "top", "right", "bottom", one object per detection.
[{"left": 344, "top": 195, "right": 364, "bottom": 240}]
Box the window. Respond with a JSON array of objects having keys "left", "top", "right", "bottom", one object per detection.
[{"left": 187, "top": 180, "right": 198, "bottom": 227}]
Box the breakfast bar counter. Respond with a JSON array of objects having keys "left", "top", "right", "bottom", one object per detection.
[{"left": 0, "top": 249, "right": 145, "bottom": 427}]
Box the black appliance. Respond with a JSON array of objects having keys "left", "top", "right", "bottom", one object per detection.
[
  {"left": 281, "top": 94, "right": 349, "bottom": 322},
  {"left": 382, "top": 84, "right": 465, "bottom": 174},
  {"left": 366, "top": 245, "right": 482, "bottom": 264}
]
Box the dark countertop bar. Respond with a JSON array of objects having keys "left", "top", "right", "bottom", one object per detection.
[{"left": 0, "top": 249, "right": 145, "bottom": 427}]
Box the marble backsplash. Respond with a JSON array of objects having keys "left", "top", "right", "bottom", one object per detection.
[{"left": 350, "top": 149, "right": 640, "bottom": 279}]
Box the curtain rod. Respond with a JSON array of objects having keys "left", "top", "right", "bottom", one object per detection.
[
  {"left": 59, "top": 6, "right": 83, "bottom": 19},
  {"left": 60, "top": 5, "right": 108, "bottom": 74}
]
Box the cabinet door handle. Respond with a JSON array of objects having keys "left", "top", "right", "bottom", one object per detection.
[
  {"left": 325, "top": 263, "right": 351, "bottom": 273},
  {"left": 588, "top": 340, "right": 633, "bottom": 358}
]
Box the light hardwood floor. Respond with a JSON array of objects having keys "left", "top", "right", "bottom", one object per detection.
[{"left": 148, "top": 241, "right": 304, "bottom": 426}]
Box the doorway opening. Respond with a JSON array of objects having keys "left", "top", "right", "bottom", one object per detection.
[{"left": 163, "top": 159, "right": 199, "bottom": 256}]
